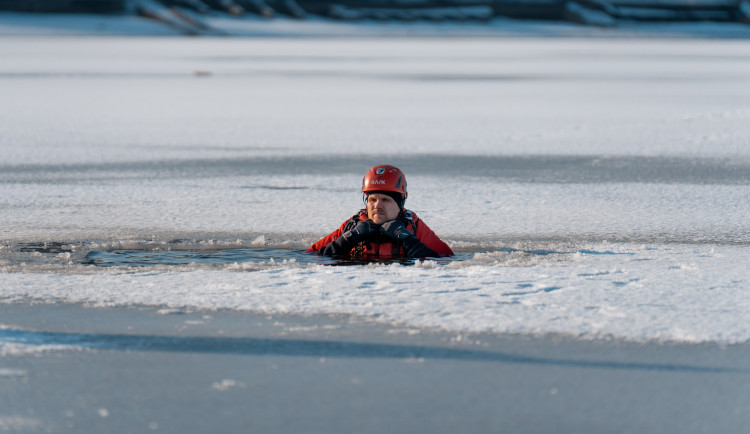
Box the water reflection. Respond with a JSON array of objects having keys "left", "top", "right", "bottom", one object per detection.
[{"left": 83, "top": 248, "right": 474, "bottom": 267}]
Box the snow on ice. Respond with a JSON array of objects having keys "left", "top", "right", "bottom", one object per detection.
[{"left": 1, "top": 24, "right": 750, "bottom": 345}]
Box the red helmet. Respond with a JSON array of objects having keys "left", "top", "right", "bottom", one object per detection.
[{"left": 362, "top": 164, "right": 408, "bottom": 199}]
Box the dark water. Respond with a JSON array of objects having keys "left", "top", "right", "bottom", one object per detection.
[
  {"left": 84, "top": 248, "right": 333, "bottom": 267},
  {"left": 82, "top": 248, "right": 476, "bottom": 267},
  {"left": 81, "top": 245, "right": 629, "bottom": 267},
  {"left": 80, "top": 247, "right": 623, "bottom": 268},
  {"left": 4, "top": 242, "right": 626, "bottom": 269}
]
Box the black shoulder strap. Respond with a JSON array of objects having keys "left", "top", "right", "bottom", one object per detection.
[
  {"left": 343, "top": 209, "right": 366, "bottom": 232},
  {"left": 399, "top": 209, "right": 418, "bottom": 236}
]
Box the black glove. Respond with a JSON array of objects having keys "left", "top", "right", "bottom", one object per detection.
[
  {"left": 320, "top": 220, "right": 379, "bottom": 257},
  {"left": 380, "top": 220, "right": 439, "bottom": 258}
]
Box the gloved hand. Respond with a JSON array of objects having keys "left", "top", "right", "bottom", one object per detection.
[
  {"left": 320, "top": 220, "right": 379, "bottom": 257},
  {"left": 380, "top": 220, "right": 439, "bottom": 258},
  {"left": 346, "top": 220, "right": 380, "bottom": 244}
]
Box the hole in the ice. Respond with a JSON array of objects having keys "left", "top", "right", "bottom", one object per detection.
[{"left": 80, "top": 249, "right": 475, "bottom": 268}]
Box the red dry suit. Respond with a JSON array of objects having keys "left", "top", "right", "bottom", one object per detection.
[{"left": 308, "top": 209, "right": 453, "bottom": 259}]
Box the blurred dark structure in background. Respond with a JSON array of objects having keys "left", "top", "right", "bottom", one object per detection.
[
  {"left": 0, "top": 0, "right": 124, "bottom": 12},
  {"left": 1, "top": 0, "right": 749, "bottom": 28}
]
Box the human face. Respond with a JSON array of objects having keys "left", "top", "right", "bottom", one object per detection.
[{"left": 366, "top": 193, "right": 401, "bottom": 225}]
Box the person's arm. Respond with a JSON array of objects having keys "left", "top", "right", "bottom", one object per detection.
[
  {"left": 412, "top": 220, "right": 454, "bottom": 257},
  {"left": 307, "top": 223, "right": 346, "bottom": 253},
  {"left": 310, "top": 220, "right": 379, "bottom": 257}
]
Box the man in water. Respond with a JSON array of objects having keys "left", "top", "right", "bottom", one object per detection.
[{"left": 309, "top": 164, "right": 453, "bottom": 260}]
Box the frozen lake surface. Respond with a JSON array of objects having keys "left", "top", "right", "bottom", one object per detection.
[
  {"left": 1, "top": 302, "right": 746, "bottom": 434},
  {"left": 1, "top": 34, "right": 750, "bottom": 347}
]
